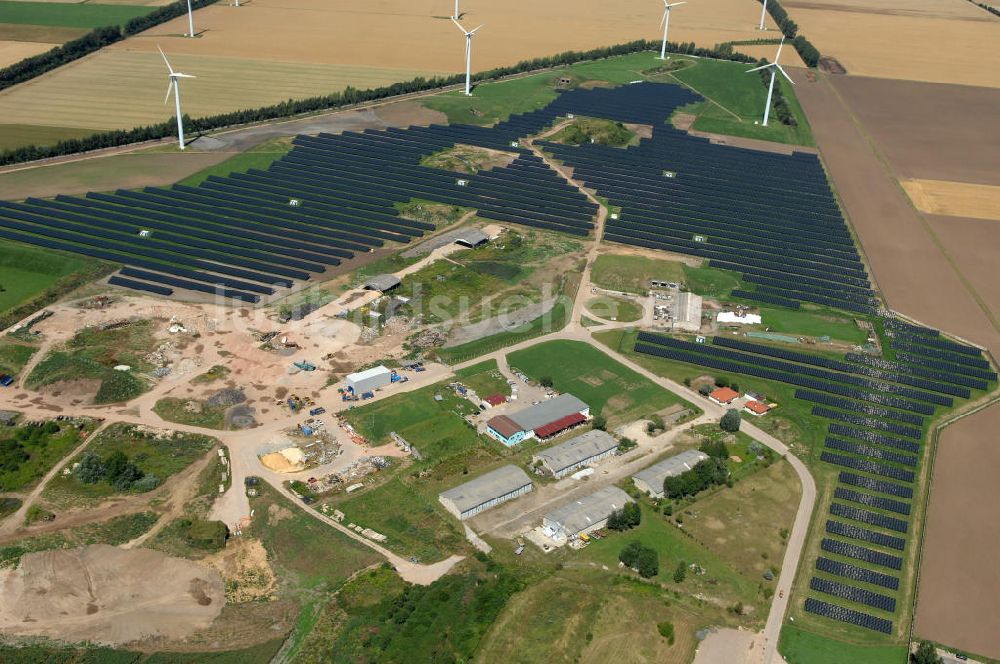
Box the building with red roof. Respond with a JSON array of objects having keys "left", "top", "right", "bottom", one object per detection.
[
  {"left": 533, "top": 412, "right": 587, "bottom": 439},
  {"left": 708, "top": 386, "right": 740, "bottom": 405},
  {"left": 483, "top": 393, "right": 507, "bottom": 408},
  {"left": 743, "top": 400, "right": 773, "bottom": 416}
]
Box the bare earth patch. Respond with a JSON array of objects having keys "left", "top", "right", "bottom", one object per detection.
[{"left": 0, "top": 544, "right": 224, "bottom": 646}]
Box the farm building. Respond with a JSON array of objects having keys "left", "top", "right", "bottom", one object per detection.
[
  {"left": 744, "top": 400, "right": 773, "bottom": 416},
  {"left": 542, "top": 486, "right": 633, "bottom": 541},
  {"left": 363, "top": 275, "right": 401, "bottom": 292},
  {"left": 673, "top": 292, "right": 703, "bottom": 332},
  {"left": 485, "top": 394, "right": 590, "bottom": 446},
  {"left": 632, "top": 449, "right": 710, "bottom": 498},
  {"left": 455, "top": 229, "right": 490, "bottom": 248},
  {"left": 438, "top": 465, "right": 533, "bottom": 520},
  {"left": 482, "top": 393, "right": 507, "bottom": 408},
  {"left": 345, "top": 365, "right": 392, "bottom": 394},
  {"left": 532, "top": 430, "right": 619, "bottom": 478},
  {"left": 708, "top": 387, "right": 740, "bottom": 405}
]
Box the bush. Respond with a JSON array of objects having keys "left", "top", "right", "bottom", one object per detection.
[
  {"left": 657, "top": 621, "right": 675, "bottom": 645},
  {"left": 673, "top": 560, "right": 687, "bottom": 583},
  {"left": 185, "top": 518, "right": 228, "bottom": 550},
  {"left": 698, "top": 383, "right": 714, "bottom": 396},
  {"left": 663, "top": 457, "right": 729, "bottom": 499},
  {"left": 539, "top": 376, "right": 554, "bottom": 388},
  {"left": 75, "top": 451, "right": 106, "bottom": 484},
  {"left": 715, "top": 376, "right": 730, "bottom": 388},
  {"left": 720, "top": 409, "right": 741, "bottom": 432},
  {"left": 700, "top": 438, "right": 728, "bottom": 459},
  {"left": 911, "top": 642, "right": 943, "bottom": 664},
  {"left": 591, "top": 414, "right": 607, "bottom": 431},
  {"left": 617, "top": 437, "right": 637, "bottom": 452},
  {"left": 607, "top": 501, "right": 641, "bottom": 531}
]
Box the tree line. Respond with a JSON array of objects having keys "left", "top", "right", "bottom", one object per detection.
[
  {"left": 0, "top": 0, "right": 218, "bottom": 94},
  {"left": 756, "top": 0, "right": 822, "bottom": 67},
  {"left": 1, "top": 39, "right": 761, "bottom": 167}
]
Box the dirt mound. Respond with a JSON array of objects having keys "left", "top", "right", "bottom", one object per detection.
[
  {"left": 0, "top": 544, "right": 224, "bottom": 645},
  {"left": 818, "top": 56, "right": 847, "bottom": 74}
]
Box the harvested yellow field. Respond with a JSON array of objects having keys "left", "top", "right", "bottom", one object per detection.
[
  {"left": 0, "top": 40, "right": 53, "bottom": 67},
  {"left": 0, "top": 50, "right": 445, "bottom": 130},
  {"left": 0, "top": 23, "right": 89, "bottom": 43},
  {"left": 0, "top": 0, "right": 787, "bottom": 134},
  {"left": 783, "top": 0, "right": 1000, "bottom": 88},
  {"left": 902, "top": 179, "right": 1000, "bottom": 221}
]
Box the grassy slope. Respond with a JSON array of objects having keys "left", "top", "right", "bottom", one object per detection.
[
  {"left": 0, "top": 1, "right": 153, "bottom": 28},
  {"left": 0, "top": 241, "right": 107, "bottom": 321}
]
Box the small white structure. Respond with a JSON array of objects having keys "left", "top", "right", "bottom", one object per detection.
[
  {"left": 439, "top": 465, "right": 533, "bottom": 520},
  {"left": 542, "top": 486, "right": 633, "bottom": 541},
  {"left": 346, "top": 365, "right": 392, "bottom": 394},
  {"left": 717, "top": 311, "right": 762, "bottom": 325}
]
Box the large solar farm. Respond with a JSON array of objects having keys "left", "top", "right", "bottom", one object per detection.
[{"left": 0, "top": 1, "right": 997, "bottom": 662}]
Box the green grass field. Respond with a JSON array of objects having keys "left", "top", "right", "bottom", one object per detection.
[
  {"left": 454, "top": 358, "right": 511, "bottom": 398},
  {"left": 586, "top": 295, "right": 643, "bottom": 322},
  {"left": 342, "top": 381, "right": 484, "bottom": 460},
  {"left": 591, "top": 253, "right": 685, "bottom": 294},
  {"left": 177, "top": 137, "right": 295, "bottom": 186},
  {"left": 0, "top": 341, "right": 35, "bottom": 378},
  {"left": 0, "top": 241, "right": 106, "bottom": 321},
  {"left": 329, "top": 476, "right": 466, "bottom": 561},
  {"left": 152, "top": 397, "right": 228, "bottom": 430},
  {"left": 0, "top": 124, "right": 97, "bottom": 152},
  {"left": 778, "top": 626, "right": 908, "bottom": 664},
  {"left": 666, "top": 58, "right": 814, "bottom": 146},
  {"left": 754, "top": 306, "right": 867, "bottom": 343},
  {"left": 0, "top": 1, "right": 153, "bottom": 28},
  {"left": 40, "top": 423, "right": 217, "bottom": 509},
  {"left": 507, "top": 340, "right": 692, "bottom": 427}
]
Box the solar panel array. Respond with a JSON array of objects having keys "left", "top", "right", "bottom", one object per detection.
[{"left": 3, "top": 84, "right": 658, "bottom": 301}]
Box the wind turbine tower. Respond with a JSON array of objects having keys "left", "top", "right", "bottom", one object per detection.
[
  {"left": 452, "top": 19, "right": 483, "bottom": 96},
  {"left": 186, "top": 0, "right": 195, "bottom": 36},
  {"left": 745, "top": 37, "right": 793, "bottom": 126},
  {"left": 452, "top": 0, "right": 459, "bottom": 20},
  {"left": 758, "top": 0, "right": 768, "bottom": 30},
  {"left": 158, "top": 46, "right": 196, "bottom": 150},
  {"left": 659, "top": 0, "right": 686, "bottom": 60}
]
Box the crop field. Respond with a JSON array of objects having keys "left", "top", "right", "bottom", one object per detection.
[
  {"left": 0, "top": 1, "right": 153, "bottom": 28},
  {"left": 507, "top": 339, "right": 689, "bottom": 427},
  {"left": 782, "top": 0, "right": 1000, "bottom": 88},
  {"left": 0, "top": 40, "right": 53, "bottom": 67},
  {"left": 915, "top": 403, "right": 1000, "bottom": 658},
  {"left": 0, "top": 0, "right": 789, "bottom": 145}
]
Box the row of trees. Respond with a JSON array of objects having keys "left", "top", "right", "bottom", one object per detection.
[
  {"left": 757, "top": 0, "right": 822, "bottom": 67},
  {"left": 0, "top": 0, "right": 219, "bottom": 94},
  {"left": 1, "top": 39, "right": 762, "bottom": 167}
]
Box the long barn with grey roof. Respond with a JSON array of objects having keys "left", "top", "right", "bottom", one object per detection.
[
  {"left": 532, "top": 430, "right": 618, "bottom": 478},
  {"left": 543, "top": 486, "right": 633, "bottom": 541},
  {"left": 438, "top": 465, "right": 533, "bottom": 520},
  {"left": 632, "top": 449, "right": 709, "bottom": 498}
]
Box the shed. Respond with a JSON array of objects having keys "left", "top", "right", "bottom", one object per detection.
[
  {"left": 346, "top": 365, "right": 392, "bottom": 393},
  {"left": 363, "top": 274, "right": 401, "bottom": 292},
  {"left": 543, "top": 486, "right": 632, "bottom": 541},
  {"left": 632, "top": 449, "right": 710, "bottom": 498},
  {"left": 438, "top": 465, "right": 533, "bottom": 520},
  {"left": 708, "top": 387, "right": 740, "bottom": 405},
  {"left": 455, "top": 229, "right": 490, "bottom": 248},
  {"left": 744, "top": 400, "right": 773, "bottom": 416},
  {"left": 483, "top": 393, "right": 507, "bottom": 407},
  {"left": 509, "top": 393, "right": 589, "bottom": 432},
  {"left": 532, "top": 430, "right": 618, "bottom": 478}
]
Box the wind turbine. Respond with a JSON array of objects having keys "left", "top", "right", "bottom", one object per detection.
[
  {"left": 758, "top": 0, "right": 768, "bottom": 30},
  {"left": 659, "top": 1, "right": 686, "bottom": 60},
  {"left": 158, "top": 46, "right": 196, "bottom": 150},
  {"left": 452, "top": 0, "right": 459, "bottom": 20},
  {"left": 746, "top": 37, "right": 793, "bottom": 126},
  {"left": 452, "top": 18, "right": 482, "bottom": 96},
  {"left": 185, "top": 0, "right": 195, "bottom": 36}
]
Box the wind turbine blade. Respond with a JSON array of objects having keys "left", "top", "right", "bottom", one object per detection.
[
  {"left": 775, "top": 35, "right": 785, "bottom": 62},
  {"left": 157, "top": 45, "right": 175, "bottom": 75},
  {"left": 745, "top": 63, "right": 772, "bottom": 73},
  {"left": 164, "top": 80, "right": 174, "bottom": 104},
  {"left": 451, "top": 17, "right": 466, "bottom": 33},
  {"left": 775, "top": 63, "right": 795, "bottom": 84},
  {"left": 174, "top": 73, "right": 196, "bottom": 79},
  {"left": 666, "top": 1, "right": 686, "bottom": 6},
  {"left": 468, "top": 24, "right": 483, "bottom": 34}
]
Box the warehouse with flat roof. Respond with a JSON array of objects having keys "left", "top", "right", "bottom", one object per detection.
[
  {"left": 532, "top": 430, "right": 618, "bottom": 478},
  {"left": 542, "top": 486, "right": 632, "bottom": 541},
  {"left": 345, "top": 365, "right": 392, "bottom": 394},
  {"left": 632, "top": 449, "right": 709, "bottom": 498},
  {"left": 438, "top": 465, "right": 533, "bottom": 520}
]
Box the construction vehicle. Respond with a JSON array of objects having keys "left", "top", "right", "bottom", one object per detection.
[
  {"left": 361, "top": 391, "right": 375, "bottom": 400},
  {"left": 293, "top": 360, "right": 316, "bottom": 371},
  {"left": 309, "top": 407, "right": 326, "bottom": 416}
]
